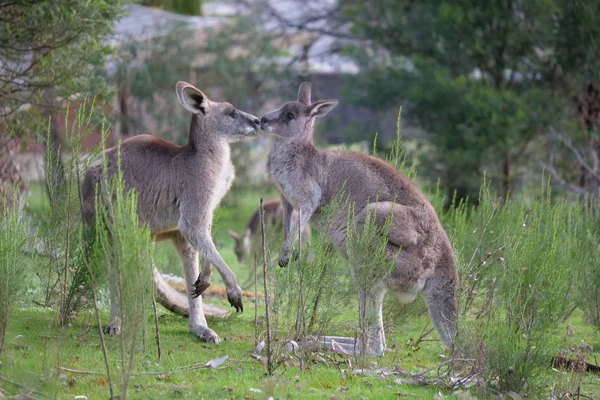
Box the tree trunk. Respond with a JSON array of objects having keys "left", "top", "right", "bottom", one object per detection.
[
  {"left": 577, "top": 82, "right": 600, "bottom": 210},
  {"left": 0, "top": 133, "right": 26, "bottom": 208},
  {"left": 118, "top": 89, "right": 130, "bottom": 137},
  {"left": 502, "top": 153, "right": 512, "bottom": 200}
]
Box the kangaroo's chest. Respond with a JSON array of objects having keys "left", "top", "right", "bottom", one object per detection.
[
  {"left": 213, "top": 160, "right": 235, "bottom": 206},
  {"left": 268, "top": 148, "right": 301, "bottom": 205}
]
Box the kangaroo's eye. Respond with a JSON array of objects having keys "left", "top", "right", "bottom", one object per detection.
[
  {"left": 230, "top": 109, "right": 238, "bottom": 119},
  {"left": 286, "top": 112, "right": 295, "bottom": 121}
]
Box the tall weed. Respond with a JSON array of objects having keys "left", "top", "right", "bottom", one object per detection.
[
  {"left": 92, "top": 148, "right": 154, "bottom": 400},
  {"left": 0, "top": 195, "right": 28, "bottom": 356},
  {"left": 33, "top": 101, "right": 106, "bottom": 325}
]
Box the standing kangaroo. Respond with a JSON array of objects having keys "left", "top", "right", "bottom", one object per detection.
[
  {"left": 261, "top": 82, "right": 458, "bottom": 355},
  {"left": 82, "top": 81, "right": 260, "bottom": 343},
  {"left": 227, "top": 198, "right": 311, "bottom": 264}
]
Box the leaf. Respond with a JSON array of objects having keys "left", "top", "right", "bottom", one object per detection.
[{"left": 205, "top": 355, "right": 229, "bottom": 369}]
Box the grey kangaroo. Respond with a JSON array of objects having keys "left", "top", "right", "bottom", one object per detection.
[
  {"left": 261, "top": 82, "right": 459, "bottom": 355},
  {"left": 82, "top": 81, "right": 260, "bottom": 343},
  {"left": 227, "top": 198, "right": 311, "bottom": 264}
]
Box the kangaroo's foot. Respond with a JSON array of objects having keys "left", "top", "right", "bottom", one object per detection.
[
  {"left": 104, "top": 322, "right": 121, "bottom": 337},
  {"left": 192, "top": 276, "right": 211, "bottom": 298},
  {"left": 226, "top": 285, "right": 243, "bottom": 312},
  {"left": 278, "top": 247, "right": 299, "bottom": 268},
  {"left": 190, "top": 325, "right": 221, "bottom": 344}
]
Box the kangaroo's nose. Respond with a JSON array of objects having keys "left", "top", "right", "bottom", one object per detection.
[
  {"left": 252, "top": 117, "right": 260, "bottom": 126},
  {"left": 260, "top": 116, "right": 268, "bottom": 124}
]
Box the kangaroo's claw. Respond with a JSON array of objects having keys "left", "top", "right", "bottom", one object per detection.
[
  {"left": 193, "top": 276, "right": 211, "bottom": 298},
  {"left": 227, "top": 285, "right": 244, "bottom": 312}
]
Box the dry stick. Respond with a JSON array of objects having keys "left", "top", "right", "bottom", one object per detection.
[
  {"left": 259, "top": 198, "right": 273, "bottom": 375},
  {"left": 151, "top": 279, "right": 162, "bottom": 361},
  {"left": 76, "top": 159, "right": 115, "bottom": 399},
  {"left": 253, "top": 251, "right": 259, "bottom": 346},
  {"left": 59, "top": 367, "right": 104, "bottom": 375}
]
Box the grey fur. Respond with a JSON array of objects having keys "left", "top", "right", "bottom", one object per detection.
[
  {"left": 261, "top": 82, "right": 459, "bottom": 355},
  {"left": 82, "top": 81, "right": 260, "bottom": 343}
]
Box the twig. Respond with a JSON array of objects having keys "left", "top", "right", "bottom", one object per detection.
[
  {"left": 259, "top": 198, "right": 273, "bottom": 375},
  {"left": 413, "top": 358, "right": 475, "bottom": 378},
  {"left": 253, "top": 251, "right": 259, "bottom": 346},
  {"left": 133, "top": 364, "right": 209, "bottom": 376},
  {"left": 59, "top": 367, "right": 104, "bottom": 375},
  {"left": 415, "top": 324, "right": 434, "bottom": 346},
  {"left": 0, "top": 375, "right": 49, "bottom": 398},
  {"left": 539, "top": 161, "right": 587, "bottom": 195},
  {"left": 550, "top": 128, "right": 600, "bottom": 180},
  {"left": 151, "top": 279, "right": 162, "bottom": 362}
]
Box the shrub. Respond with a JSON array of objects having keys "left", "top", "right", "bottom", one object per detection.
[
  {"left": 451, "top": 183, "right": 583, "bottom": 395},
  {"left": 91, "top": 149, "right": 154, "bottom": 400}
]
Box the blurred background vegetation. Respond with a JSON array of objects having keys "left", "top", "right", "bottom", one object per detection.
[{"left": 2, "top": 0, "right": 599, "bottom": 207}]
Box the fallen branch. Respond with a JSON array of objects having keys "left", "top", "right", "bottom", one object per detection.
[{"left": 59, "top": 367, "right": 104, "bottom": 375}]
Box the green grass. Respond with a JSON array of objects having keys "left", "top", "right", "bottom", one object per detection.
[
  {"left": 3, "top": 183, "right": 600, "bottom": 398},
  {"left": 1, "top": 307, "right": 452, "bottom": 399}
]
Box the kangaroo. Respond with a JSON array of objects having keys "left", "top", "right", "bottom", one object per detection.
[
  {"left": 261, "top": 82, "right": 459, "bottom": 356},
  {"left": 227, "top": 198, "right": 311, "bottom": 264},
  {"left": 82, "top": 81, "right": 260, "bottom": 343}
]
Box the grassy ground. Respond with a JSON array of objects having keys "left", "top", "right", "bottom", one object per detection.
[{"left": 2, "top": 184, "right": 600, "bottom": 399}]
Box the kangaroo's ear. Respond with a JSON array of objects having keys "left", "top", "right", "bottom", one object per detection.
[
  {"left": 227, "top": 229, "right": 241, "bottom": 241},
  {"left": 309, "top": 99, "right": 338, "bottom": 118},
  {"left": 297, "top": 81, "right": 312, "bottom": 105},
  {"left": 176, "top": 81, "right": 210, "bottom": 114}
]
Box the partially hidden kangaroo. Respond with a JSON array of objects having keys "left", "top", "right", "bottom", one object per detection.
[
  {"left": 261, "top": 82, "right": 459, "bottom": 355},
  {"left": 82, "top": 81, "right": 260, "bottom": 343},
  {"left": 227, "top": 198, "right": 311, "bottom": 264}
]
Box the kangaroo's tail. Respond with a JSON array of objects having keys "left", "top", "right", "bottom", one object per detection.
[{"left": 422, "top": 247, "right": 459, "bottom": 348}]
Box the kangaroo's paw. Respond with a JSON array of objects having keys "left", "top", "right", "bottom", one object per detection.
[
  {"left": 191, "top": 325, "right": 221, "bottom": 344},
  {"left": 104, "top": 322, "right": 121, "bottom": 337},
  {"left": 278, "top": 255, "right": 289, "bottom": 268},
  {"left": 278, "top": 247, "right": 299, "bottom": 268},
  {"left": 192, "top": 276, "right": 211, "bottom": 298},
  {"left": 227, "top": 285, "right": 244, "bottom": 312}
]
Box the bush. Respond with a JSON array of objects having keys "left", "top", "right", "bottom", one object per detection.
[{"left": 450, "top": 183, "right": 584, "bottom": 395}]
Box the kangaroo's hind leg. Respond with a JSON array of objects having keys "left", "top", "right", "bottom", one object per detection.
[
  {"left": 357, "top": 283, "right": 388, "bottom": 356},
  {"left": 172, "top": 232, "right": 221, "bottom": 344}
]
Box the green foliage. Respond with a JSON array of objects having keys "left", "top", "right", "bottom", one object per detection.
[
  {"left": 342, "top": 0, "right": 600, "bottom": 201},
  {"left": 272, "top": 199, "right": 350, "bottom": 342},
  {"left": 446, "top": 181, "right": 595, "bottom": 395},
  {"left": 0, "top": 196, "right": 28, "bottom": 356},
  {"left": 0, "top": 0, "right": 123, "bottom": 137},
  {"left": 92, "top": 148, "right": 155, "bottom": 399},
  {"left": 33, "top": 102, "right": 108, "bottom": 326}
]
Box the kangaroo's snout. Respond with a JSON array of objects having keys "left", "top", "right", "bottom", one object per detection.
[
  {"left": 239, "top": 110, "right": 261, "bottom": 137},
  {"left": 260, "top": 112, "right": 278, "bottom": 133}
]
